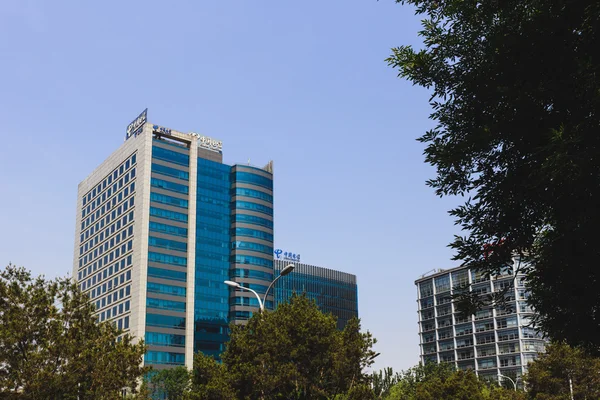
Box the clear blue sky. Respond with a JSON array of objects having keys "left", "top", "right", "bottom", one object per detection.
[{"left": 0, "top": 0, "right": 461, "bottom": 372}]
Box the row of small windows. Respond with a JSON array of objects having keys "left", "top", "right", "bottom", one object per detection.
[
  {"left": 152, "top": 163, "right": 189, "bottom": 181},
  {"left": 80, "top": 221, "right": 133, "bottom": 259},
  {"left": 148, "top": 266, "right": 187, "bottom": 282},
  {"left": 231, "top": 297, "right": 274, "bottom": 309},
  {"left": 195, "top": 248, "right": 229, "bottom": 264},
  {"left": 234, "top": 213, "right": 273, "bottom": 229},
  {"left": 147, "top": 313, "right": 185, "bottom": 329},
  {"left": 235, "top": 201, "right": 273, "bottom": 216},
  {"left": 80, "top": 182, "right": 135, "bottom": 242},
  {"left": 233, "top": 227, "right": 273, "bottom": 242},
  {"left": 198, "top": 195, "right": 228, "bottom": 208},
  {"left": 234, "top": 171, "right": 273, "bottom": 190},
  {"left": 150, "top": 206, "right": 188, "bottom": 223},
  {"left": 147, "top": 281, "right": 186, "bottom": 297},
  {"left": 232, "top": 268, "right": 273, "bottom": 281},
  {"left": 148, "top": 251, "right": 187, "bottom": 266},
  {"left": 150, "top": 192, "right": 188, "bottom": 209},
  {"left": 152, "top": 146, "right": 190, "bottom": 167},
  {"left": 144, "top": 351, "right": 185, "bottom": 365},
  {"left": 422, "top": 326, "right": 541, "bottom": 343},
  {"left": 83, "top": 153, "right": 136, "bottom": 207},
  {"left": 153, "top": 138, "right": 189, "bottom": 150},
  {"left": 197, "top": 165, "right": 231, "bottom": 184},
  {"left": 151, "top": 177, "right": 189, "bottom": 195},
  {"left": 274, "top": 290, "right": 357, "bottom": 319},
  {"left": 234, "top": 187, "right": 273, "bottom": 203},
  {"left": 79, "top": 254, "right": 132, "bottom": 285},
  {"left": 81, "top": 183, "right": 135, "bottom": 231},
  {"left": 149, "top": 236, "right": 187, "bottom": 252},
  {"left": 87, "top": 271, "right": 132, "bottom": 302},
  {"left": 145, "top": 332, "right": 185, "bottom": 348},
  {"left": 233, "top": 254, "right": 273, "bottom": 268},
  {"left": 232, "top": 240, "right": 273, "bottom": 256},
  {"left": 97, "top": 292, "right": 131, "bottom": 319},
  {"left": 197, "top": 222, "right": 229, "bottom": 237},
  {"left": 79, "top": 236, "right": 133, "bottom": 269},
  {"left": 100, "top": 314, "right": 130, "bottom": 332},
  {"left": 277, "top": 281, "right": 358, "bottom": 304},
  {"left": 79, "top": 228, "right": 133, "bottom": 278},
  {"left": 82, "top": 265, "right": 132, "bottom": 296},
  {"left": 198, "top": 182, "right": 229, "bottom": 198},
  {"left": 237, "top": 282, "right": 269, "bottom": 294},
  {"left": 149, "top": 221, "right": 188, "bottom": 237},
  {"left": 232, "top": 311, "right": 254, "bottom": 320},
  {"left": 419, "top": 272, "right": 522, "bottom": 298},
  {"left": 82, "top": 168, "right": 136, "bottom": 222},
  {"left": 147, "top": 297, "right": 186, "bottom": 312}
]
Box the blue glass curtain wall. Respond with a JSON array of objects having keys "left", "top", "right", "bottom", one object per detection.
[{"left": 194, "top": 158, "right": 232, "bottom": 358}]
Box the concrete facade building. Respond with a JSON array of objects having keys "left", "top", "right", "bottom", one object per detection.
[
  {"left": 73, "top": 110, "right": 274, "bottom": 369},
  {"left": 415, "top": 259, "right": 545, "bottom": 386},
  {"left": 273, "top": 258, "right": 358, "bottom": 330}
]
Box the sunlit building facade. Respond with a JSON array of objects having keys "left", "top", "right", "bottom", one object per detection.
[
  {"left": 415, "top": 259, "right": 545, "bottom": 386},
  {"left": 274, "top": 259, "right": 358, "bottom": 330},
  {"left": 73, "top": 110, "right": 274, "bottom": 369}
]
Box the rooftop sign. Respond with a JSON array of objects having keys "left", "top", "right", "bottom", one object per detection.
[
  {"left": 274, "top": 249, "right": 300, "bottom": 262},
  {"left": 190, "top": 132, "right": 222, "bottom": 153},
  {"left": 125, "top": 108, "right": 147, "bottom": 140}
]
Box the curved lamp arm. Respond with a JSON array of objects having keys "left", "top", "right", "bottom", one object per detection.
[
  {"left": 225, "top": 264, "right": 294, "bottom": 313},
  {"left": 263, "top": 264, "right": 295, "bottom": 311},
  {"left": 263, "top": 275, "right": 283, "bottom": 310},
  {"left": 224, "top": 280, "right": 264, "bottom": 311},
  {"left": 498, "top": 374, "right": 517, "bottom": 391}
]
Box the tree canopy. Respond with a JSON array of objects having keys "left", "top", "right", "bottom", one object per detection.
[
  {"left": 0, "top": 265, "right": 147, "bottom": 399},
  {"left": 383, "top": 363, "right": 524, "bottom": 400},
  {"left": 526, "top": 342, "right": 600, "bottom": 399},
  {"left": 389, "top": 0, "right": 600, "bottom": 351},
  {"left": 149, "top": 366, "right": 191, "bottom": 400},
  {"left": 221, "top": 293, "right": 377, "bottom": 399}
]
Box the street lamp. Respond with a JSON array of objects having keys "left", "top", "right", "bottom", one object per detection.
[
  {"left": 225, "top": 263, "right": 295, "bottom": 312},
  {"left": 498, "top": 374, "right": 517, "bottom": 391}
]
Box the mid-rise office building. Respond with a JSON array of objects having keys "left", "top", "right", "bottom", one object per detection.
[
  {"left": 273, "top": 257, "right": 358, "bottom": 330},
  {"left": 415, "top": 259, "right": 545, "bottom": 385},
  {"left": 72, "top": 110, "right": 274, "bottom": 369}
]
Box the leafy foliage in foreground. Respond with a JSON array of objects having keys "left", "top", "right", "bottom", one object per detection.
[
  {"left": 0, "top": 265, "right": 147, "bottom": 399},
  {"left": 389, "top": 0, "right": 600, "bottom": 351},
  {"left": 526, "top": 342, "right": 600, "bottom": 399},
  {"left": 383, "top": 363, "right": 524, "bottom": 400},
  {"left": 221, "top": 293, "right": 377, "bottom": 399}
]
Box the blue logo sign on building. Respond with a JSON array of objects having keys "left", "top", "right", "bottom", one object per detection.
[
  {"left": 274, "top": 249, "right": 300, "bottom": 262},
  {"left": 125, "top": 108, "right": 148, "bottom": 140},
  {"left": 152, "top": 125, "right": 172, "bottom": 135}
]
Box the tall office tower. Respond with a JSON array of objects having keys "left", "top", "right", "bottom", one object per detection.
[
  {"left": 73, "top": 110, "right": 274, "bottom": 370},
  {"left": 273, "top": 257, "right": 358, "bottom": 330},
  {"left": 415, "top": 259, "right": 545, "bottom": 386}
]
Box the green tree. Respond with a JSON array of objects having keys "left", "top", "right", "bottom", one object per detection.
[
  {"left": 220, "top": 293, "right": 376, "bottom": 399},
  {"left": 385, "top": 363, "right": 524, "bottom": 400},
  {"left": 372, "top": 367, "right": 402, "bottom": 398},
  {"left": 0, "top": 265, "right": 147, "bottom": 399},
  {"left": 187, "top": 352, "right": 235, "bottom": 400},
  {"left": 525, "top": 342, "right": 600, "bottom": 399},
  {"left": 150, "top": 366, "right": 190, "bottom": 399},
  {"left": 388, "top": 0, "right": 600, "bottom": 351}
]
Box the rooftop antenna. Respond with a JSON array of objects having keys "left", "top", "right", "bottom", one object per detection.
[
  {"left": 420, "top": 269, "right": 438, "bottom": 278},
  {"left": 247, "top": 158, "right": 251, "bottom": 165}
]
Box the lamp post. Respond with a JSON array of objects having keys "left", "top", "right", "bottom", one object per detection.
[
  {"left": 498, "top": 374, "right": 517, "bottom": 391},
  {"left": 224, "top": 263, "right": 295, "bottom": 312}
]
